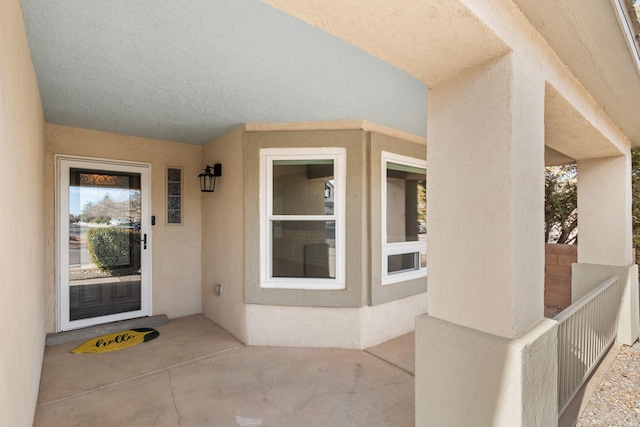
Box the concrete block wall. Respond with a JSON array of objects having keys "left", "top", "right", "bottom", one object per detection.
[{"left": 545, "top": 243, "right": 577, "bottom": 309}]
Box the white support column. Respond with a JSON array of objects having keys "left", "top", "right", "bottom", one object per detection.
[
  {"left": 426, "top": 53, "right": 546, "bottom": 337},
  {"left": 573, "top": 154, "right": 639, "bottom": 345},
  {"left": 577, "top": 156, "right": 633, "bottom": 267},
  {"left": 416, "top": 53, "right": 557, "bottom": 426}
]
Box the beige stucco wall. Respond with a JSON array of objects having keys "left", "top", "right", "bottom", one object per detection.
[
  {"left": 45, "top": 124, "right": 203, "bottom": 332},
  {"left": 577, "top": 155, "right": 633, "bottom": 266},
  {"left": 427, "top": 53, "right": 546, "bottom": 339},
  {"left": 416, "top": 315, "right": 558, "bottom": 426},
  {"left": 414, "top": 1, "right": 632, "bottom": 423},
  {"left": 462, "top": 0, "right": 631, "bottom": 163},
  {"left": 201, "top": 125, "right": 247, "bottom": 342},
  {"left": 0, "top": 1, "right": 46, "bottom": 425},
  {"left": 246, "top": 292, "right": 427, "bottom": 349}
]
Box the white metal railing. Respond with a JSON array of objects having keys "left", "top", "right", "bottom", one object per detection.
[{"left": 554, "top": 275, "right": 621, "bottom": 415}]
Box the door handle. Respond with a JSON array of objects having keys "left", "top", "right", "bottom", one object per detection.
[{"left": 141, "top": 233, "right": 147, "bottom": 250}]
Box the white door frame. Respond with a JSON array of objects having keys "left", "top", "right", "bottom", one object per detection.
[{"left": 56, "top": 155, "right": 152, "bottom": 331}]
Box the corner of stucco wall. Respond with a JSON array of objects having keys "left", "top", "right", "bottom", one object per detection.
[{"left": 202, "top": 125, "right": 247, "bottom": 343}]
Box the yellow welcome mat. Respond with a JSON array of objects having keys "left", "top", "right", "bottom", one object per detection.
[{"left": 71, "top": 328, "right": 160, "bottom": 354}]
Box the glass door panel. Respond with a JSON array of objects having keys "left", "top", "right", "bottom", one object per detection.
[{"left": 58, "top": 158, "right": 151, "bottom": 330}]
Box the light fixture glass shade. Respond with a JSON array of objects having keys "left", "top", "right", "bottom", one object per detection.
[
  {"left": 199, "top": 164, "right": 221, "bottom": 192},
  {"left": 200, "top": 174, "right": 215, "bottom": 192}
]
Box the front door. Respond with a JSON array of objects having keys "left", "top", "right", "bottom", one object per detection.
[{"left": 57, "top": 156, "right": 151, "bottom": 331}]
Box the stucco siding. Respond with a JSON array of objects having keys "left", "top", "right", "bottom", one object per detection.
[
  {"left": 201, "top": 126, "right": 247, "bottom": 342},
  {"left": 45, "top": 124, "right": 203, "bottom": 332},
  {"left": 0, "top": 1, "right": 46, "bottom": 425}
]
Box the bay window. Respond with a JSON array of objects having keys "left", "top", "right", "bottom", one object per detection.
[{"left": 382, "top": 151, "right": 427, "bottom": 284}]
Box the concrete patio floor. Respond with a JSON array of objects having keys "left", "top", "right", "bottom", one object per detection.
[{"left": 35, "top": 315, "right": 415, "bottom": 427}]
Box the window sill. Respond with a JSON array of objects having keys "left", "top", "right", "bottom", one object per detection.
[{"left": 261, "top": 279, "right": 346, "bottom": 291}]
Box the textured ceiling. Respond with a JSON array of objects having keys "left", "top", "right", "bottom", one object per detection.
[
  {"left": 260, "top": 0, "right": 510, "bottom": 84},
  {"left": 20, "top": 0, "right": 426, "bottom": 145},
  {"left": 264, "top": 0, "right": 640, "bottom": 148}
]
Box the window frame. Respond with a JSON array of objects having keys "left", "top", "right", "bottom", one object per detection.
[
  {"left": 260, "top": 147, "right": 346, "bottom": 290},
  {"left": 166, "top": 166, "right": 183, "bottom": 225},
  {"left": 381, "top": 151, "right": 427, "bottom": 285}
]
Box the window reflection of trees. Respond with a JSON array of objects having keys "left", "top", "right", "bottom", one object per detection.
[{"left": 69, "top": 170, "right": 141, "bottom": 224}]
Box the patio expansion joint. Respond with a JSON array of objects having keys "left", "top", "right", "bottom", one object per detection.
[
  {"left": 363, "top": 349, "right": 414, "bottom": 377},
  {"left": 37, "top": 344, "right": 244, "bottom": 407}
]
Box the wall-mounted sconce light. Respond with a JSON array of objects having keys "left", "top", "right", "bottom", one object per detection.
[{"left": 199, "top": 163, "right": 222, "bottom": 192}]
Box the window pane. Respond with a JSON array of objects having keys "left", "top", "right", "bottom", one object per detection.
[
  {"left": 68, "top": 168, "right": 142, "bottom": 320},
  {"left": 386, "top": 163, "right": 426, "bottom": 243},
  {"left": 168, "top": 210, "right": 181, "bottom": 224},
  {"left": 168, "top": 196, "right": 181, "bottom": 210},
  {"left": 273, "top": 160, "right": 334, "bottom": 215},
  {"left": 167, "top": 167, "right": 182, "bottom": 224},
  {"left": 388, "top": 253, "right": 418, "bottom": 274},
  {"left": 168, "top": 182, "right": 181, "bottom": 196},
  {"left": 167, "top": 168, "right": 181, "bottom": 181},
  {"left": 272, "top": 220, "right": 336, "bottom": 278}
]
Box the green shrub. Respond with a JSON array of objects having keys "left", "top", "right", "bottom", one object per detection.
[{"left": 86, "top": 227, "right": 141, "bottom": 273}]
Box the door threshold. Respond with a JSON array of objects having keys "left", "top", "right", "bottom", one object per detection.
[{"left": 46, "top": 314, "right": 168, "bottom": 346}]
